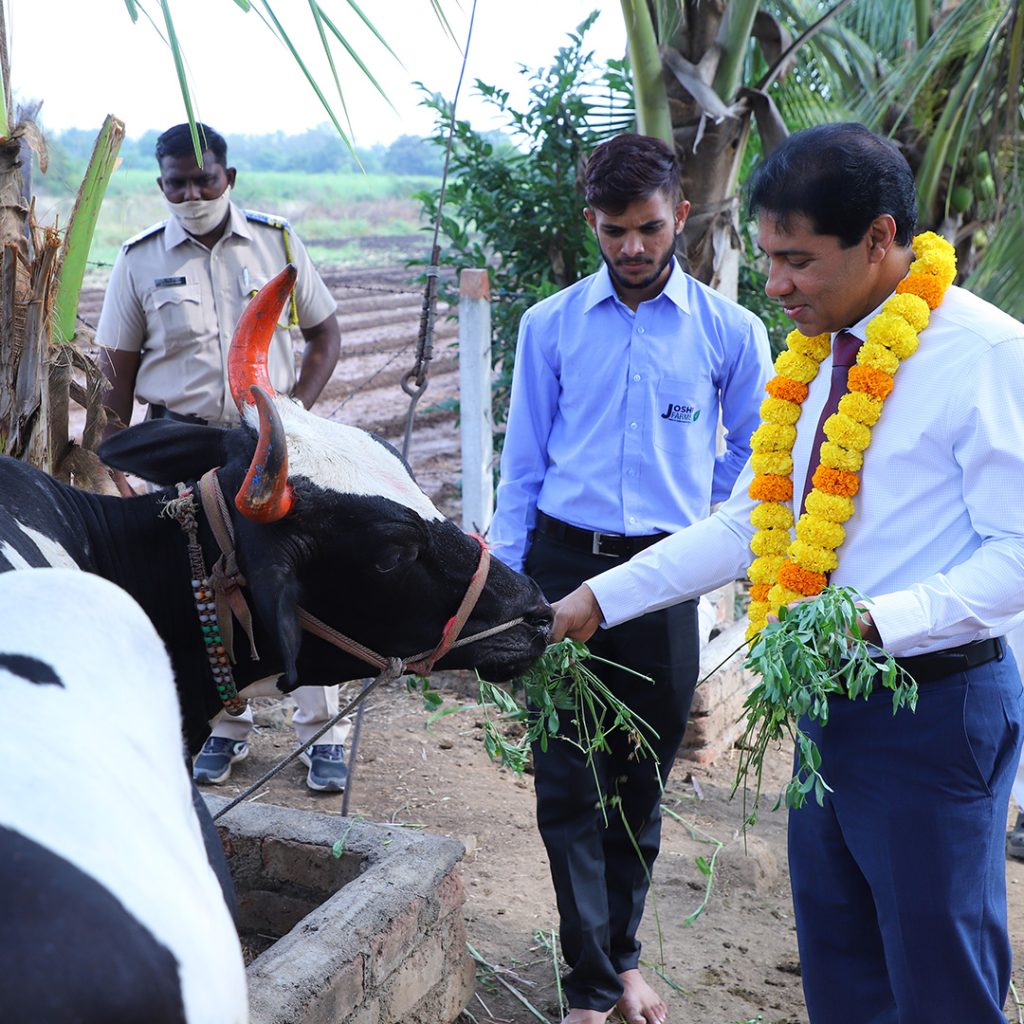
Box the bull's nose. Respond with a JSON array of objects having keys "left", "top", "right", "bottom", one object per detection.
[{"left": 526, "top": 599, "right": 554, "bottom": 635}]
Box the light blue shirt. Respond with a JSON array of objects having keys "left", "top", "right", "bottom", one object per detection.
[{"left": 489, "top": 259, "right": 772, "bottom": 571}]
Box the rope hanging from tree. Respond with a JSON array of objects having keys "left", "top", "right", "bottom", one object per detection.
[{"left": 400, "top": 0, "right": 479, "bottom": 460}]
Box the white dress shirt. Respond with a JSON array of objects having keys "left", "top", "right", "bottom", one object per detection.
[{"left": 589, "top": 285, "right": 1024, "bottom": 657}]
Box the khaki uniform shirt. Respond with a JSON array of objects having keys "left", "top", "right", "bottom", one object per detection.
[{"left": 96, "top": 203, "right": 337, "bottom": 424}]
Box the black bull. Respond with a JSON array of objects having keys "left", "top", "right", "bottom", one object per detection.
[{"left": 0, "top": 420, "right": 551, "bottom": 755}]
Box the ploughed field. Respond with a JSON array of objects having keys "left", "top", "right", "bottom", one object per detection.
[{"left": 77, "top": 261, "right": 465, "bottom": 516}]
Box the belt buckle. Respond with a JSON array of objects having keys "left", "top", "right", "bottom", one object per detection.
[{"left": 591, "top": 532, "right": 618, "bottom": 558}]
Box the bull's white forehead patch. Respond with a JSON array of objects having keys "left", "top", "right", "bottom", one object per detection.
[{"left": 251, "top": 402, "right": 445, "bottom": 522}]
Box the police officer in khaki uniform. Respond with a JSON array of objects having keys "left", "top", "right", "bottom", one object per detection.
[{"left": 97, "top": 122, "right": 349, "bottom": 793}]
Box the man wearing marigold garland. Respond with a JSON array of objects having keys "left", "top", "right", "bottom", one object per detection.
[
  {"left": 552, "top": 123, "right": 1024, "bottom": 1024},
  {"left": 489, "top": 133, "right": 772, "bottom": 1024}
]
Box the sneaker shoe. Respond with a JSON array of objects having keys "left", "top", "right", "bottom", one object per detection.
[
  {"left": 193, "top": 737, "right": 249, "bottom": 785},
  {"left": 299, "top": 744, "right": 348, "bottom": 792},
  {"left": 1008, "top": 812, "right": 1024, "bottom": 860}
]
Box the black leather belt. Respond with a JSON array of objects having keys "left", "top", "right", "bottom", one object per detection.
[
  {"left": 147, "top": 404, "right": 238, "bottom": 429},
  {"left": 148, "top": 403, "right": 210, "bottom": 427},
  {"left": 893, "top": 637, "right": 1003, "bottom": 684},
  {"left": 534, "top": 511, "right": 668, "bottom": 560}
]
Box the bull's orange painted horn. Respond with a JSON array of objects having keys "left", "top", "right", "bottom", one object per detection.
[
  {"left": 228, "top": 264, "right": 298, "bottom": 414},
  {"left": 235, "top": 385, "right": 295, "bottom": 523}
]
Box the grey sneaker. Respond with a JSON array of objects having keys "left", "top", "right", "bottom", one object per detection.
[
  {"left": 1008, "top": 812, "right": 1024, "bottom": 860},
  {"left": 299, "top": 744, "right": 348, "bottom": 792},
  {"left": 193, "top": 737, "right": 249, "bottom": 785}
]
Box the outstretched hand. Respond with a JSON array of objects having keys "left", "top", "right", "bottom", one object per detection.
[{"left": 552, "top": 584, "right": 603, "bottom": 643}]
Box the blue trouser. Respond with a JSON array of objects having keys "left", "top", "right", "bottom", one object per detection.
[
  {"left": 789, "top": 649, "right": 1023, "bottom": 1024},
  {"left": 525, "top": 533, "right": 700, "bottom": 1011}
]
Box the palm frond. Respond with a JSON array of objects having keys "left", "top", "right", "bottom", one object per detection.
[{"left": 964, "top": 207, "right": 1024, "bottom": 321}]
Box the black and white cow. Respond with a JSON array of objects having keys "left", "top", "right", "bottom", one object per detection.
[
  {"left": 0, "top": 569, "right": 248, "bottom": 1023},
  {"left": 0, "top": 266, "right": 551, "bottom": 754}
]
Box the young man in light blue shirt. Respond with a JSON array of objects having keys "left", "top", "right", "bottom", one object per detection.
[{"left": 488, "top": 133, "right": 772, "bottom": 1024}]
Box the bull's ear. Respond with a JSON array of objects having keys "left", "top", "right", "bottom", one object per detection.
[{"left": 98, "top": 421, "right": 231, "bottom": 485}]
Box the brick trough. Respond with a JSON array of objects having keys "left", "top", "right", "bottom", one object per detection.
[{"left": 205, "top": 797, "right": 474, "bottom": 1024}]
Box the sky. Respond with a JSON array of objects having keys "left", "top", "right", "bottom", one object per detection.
[{"left": 8, "top": 1, "right": 628, "bottom": 146}]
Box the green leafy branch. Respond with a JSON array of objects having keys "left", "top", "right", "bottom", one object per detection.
[
  {"left": 424, "top": 640, "right": 660, "bottom": 823},
  {"left": 737, "top": 586, "right": 918, "bottom": 820}
]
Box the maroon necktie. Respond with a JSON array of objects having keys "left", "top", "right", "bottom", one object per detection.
[{"left": 799, "top": 329, "right": 864, "bottom": 515}]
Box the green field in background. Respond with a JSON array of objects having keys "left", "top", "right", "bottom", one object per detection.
[{"left": 35, "top": 169, "right": 437, "bottom": 278}]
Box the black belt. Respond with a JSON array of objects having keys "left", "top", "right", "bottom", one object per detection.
[
  {"left": 893, "top": 637, "right": 1003, "bottom": 684},
  {"left": 148, "top": 403, "right": 210, "bottom": 427},
  {"left": 147, "top": 404, "right": 238, "bottom": 429},
  {"left": 534, "top": 511, "right": 668, "bottom": 560}
]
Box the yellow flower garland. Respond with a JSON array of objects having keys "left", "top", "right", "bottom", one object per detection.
[{"left": 745, "top": 232, "right": 957, "bottom": 640}]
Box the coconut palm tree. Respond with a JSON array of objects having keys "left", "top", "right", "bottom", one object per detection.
[{"left": 622, "top": 0, "right": 1023, "bottom": 315}]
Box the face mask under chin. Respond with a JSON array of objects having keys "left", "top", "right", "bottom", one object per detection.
[{"left": 165, "top": 186, "right": 232, "bottom": 237}]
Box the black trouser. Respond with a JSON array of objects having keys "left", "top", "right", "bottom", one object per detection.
[{"left": 525, "top": 532, "right": 699, "bottom": 1011}]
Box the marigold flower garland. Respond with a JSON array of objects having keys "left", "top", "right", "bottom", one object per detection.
[{"left": 745, "top": 232, "right": 957, "bottom": 640}]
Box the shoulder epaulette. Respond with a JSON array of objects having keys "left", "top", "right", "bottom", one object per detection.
[
  {"left": 244, "top": 209, "right": 290, "bottom": 230},
  {"left": 122, "top": 221, "right": 167, "bottom": 251}
]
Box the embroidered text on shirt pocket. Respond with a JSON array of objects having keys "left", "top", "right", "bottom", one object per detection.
[
  {"left": 653, "top": 376, "right": 712, "bottom": 454},
  {"left": 150, "top": 283, "right": 203, "bottom": 347}
]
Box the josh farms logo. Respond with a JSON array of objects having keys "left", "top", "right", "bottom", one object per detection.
[{"left": 660, "top": 401, "right": 701, "bottom": 424}]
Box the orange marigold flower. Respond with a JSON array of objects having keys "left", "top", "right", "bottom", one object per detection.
[
  {"left": 779, "top": 562, "right": 828, "bottom": 597},
  {"left": 749, "top": 474, "right": 794, "bottom": 502},
  {"left": 848, "top": 364, "right": 894, "bottom": 400},
  {"left": 750, "top": 583, "right": 772, "bottom": 603},
  {"left": 897, "top": 272, "right": 945, "bottom": 310},
  {"left": 766, "top": 376, "right": 809, "bottom": 404},
  {"left": 812, "top": 465, "right": 860, "bottom": 498}
]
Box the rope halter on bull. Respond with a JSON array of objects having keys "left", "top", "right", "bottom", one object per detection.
[{"left": 164, "top": 265, "right": 524, "bottom": 721}]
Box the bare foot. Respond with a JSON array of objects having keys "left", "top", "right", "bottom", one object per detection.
[
  {"left": 562, "top": 1009, "right": 611, "bottom": 1023},
  {"left": 615, "top": 969, "right": 667, "bottom": 1024}
]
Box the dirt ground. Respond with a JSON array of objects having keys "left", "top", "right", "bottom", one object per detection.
[{"left": 203, "top": 677, "right": 1024, "bottom": 1024}]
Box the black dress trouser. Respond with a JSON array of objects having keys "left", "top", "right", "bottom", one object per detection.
[{"left": 524, "top": 532, "right": 700, "bottom": 1011}]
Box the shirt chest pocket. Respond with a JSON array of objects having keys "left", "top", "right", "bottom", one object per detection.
[
  {"left": 149, "top": 284, "right": 203, "bottom": 348},
  {"left": 652, "top": 376, "right": 715, "bottom": 454}
]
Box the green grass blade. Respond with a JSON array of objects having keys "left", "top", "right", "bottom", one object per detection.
[
  {"left": 53, "top": 116, "right": 126, "bottom": 344},
  {"left": 122, "top": 0, "right": 140, "bottom": 23},
  {"left": 307, "top": 0, "right": 354, "bottom": 137},
  {"left": 157, "top": 0, "right": 201, "bottom": 165},
  {"left": 257, "top": 1, "right": 353, "bottom": 152},
  {"left": 316, "top": 5, "right": 400, "bottom": 110},
  {"left": 340, "top": 0, "right": 404, "bottom": 63}
]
